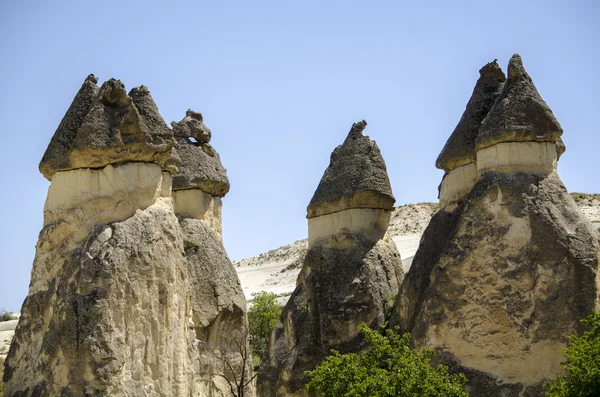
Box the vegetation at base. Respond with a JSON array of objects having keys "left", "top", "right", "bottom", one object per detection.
[
  {"left": 248, "top": 291, "right": 282, "bottom": 361},
  {"left": 305, "top": 323, "right": 468, "bottom": 397},
  {"left": 0, "top": 308, "right": 17, "bottom": 322},
  {"left": 545, "top": 311, "right": 600, "bottom": 397},
  {"left": 570, "top": 192, "right": 600, "bottom": 203}
]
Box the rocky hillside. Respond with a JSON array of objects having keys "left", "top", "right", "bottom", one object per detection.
[{"left": 235, "top": 195, "right": 599, "bottom": 303}]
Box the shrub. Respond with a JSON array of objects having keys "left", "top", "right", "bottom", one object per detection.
[
  {"left": 545, "top": 311, "right": 600, "bottom": 397},
  {"left": 306, "top": 323, "right": 468, "bottom": 397},
  {"left": 248, "top": 291, "right": 281, "bottom": 360}
]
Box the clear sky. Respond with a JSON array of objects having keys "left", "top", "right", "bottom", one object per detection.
[{"left": 0, "top": 0, "right": 598, "bottom": 312}]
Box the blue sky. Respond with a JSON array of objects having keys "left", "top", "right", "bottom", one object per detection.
[{"left": 0, "top": 0, "right": 598, "bottom": 311}]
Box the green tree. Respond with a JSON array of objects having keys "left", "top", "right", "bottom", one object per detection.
[
  {"left": 306, "top": 324, "right": 468, "bottom": 397},
  {"left": 248, "top": 291, "right": 281, "bottom": 360},
  {"left": 545, "top": 311, "right": 600, "bottom": 397}
]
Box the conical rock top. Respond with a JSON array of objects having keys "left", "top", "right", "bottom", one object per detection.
[
  {"left": 476, "top": 54, "right": 563, "bottom": 151},
  {"left": 39, "top": 77, "right": 177, "bottom": 180},
  {"left": 39, "top": 74, "right": 99, "bottom": 179},
  {"left": 171, "top": 111, "right": 230, "bottom": 197},
  {"left": 307, "top": 120, "right": 395, "bottom": 218},
  {"left": 436, "top": 60, "right": 506, "bottom": 172}
]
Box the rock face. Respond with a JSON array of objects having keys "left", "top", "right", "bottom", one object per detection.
[
  {"left": 4, "top": 77, "right": 249, "bottom": 396},
  {"left": 391, "top": 55, "right": 600, "bottom": 397},
  {"left": 258, "top": 122, "right": 404, "bottom": 397},
  {"left": 39, "top": 77, "right": 178, "bottom": 180},
  {"left": 436, "top": 60, "right": 506, "bottom": 208}
]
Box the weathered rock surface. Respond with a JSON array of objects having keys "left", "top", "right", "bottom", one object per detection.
[
  {"left": 39, "top": 77, "right": 178, "bottom": 180},
  {"left": 391, "top": 56, "right": 600, "bottom": 397},
  {"left": 259, "top": 234, "right": 403, "bottom": 397},
  {"left": 392, "top": 172, "right": 600, "bottom": 396},
  {"left": 436, "top": 60, "right": 506, "bottom": 172},
  {"left": 170, "top": 110, "right": 229, "bottom": 197},
  {"left": 5, "top": 77, "right": 249, "bottom": 396},
  {"left": 476, "top": 54, "right": 563, "bottom": 151},
  {"left": 259, "top": 121, "right": 403, "bottom": 396},
  {"left": 307, "top": 120, "right": 395, "bottom": 218}
]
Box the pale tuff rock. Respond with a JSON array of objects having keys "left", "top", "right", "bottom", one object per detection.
[
  {"left": 39, "top": 77, "right": 178, "bottom": 180},
  {"left": 391, "top": 56, "right": 600, "bottom": 397},
  {"left": 5, "top": 77, "right": 249, "bottom": 396},
  {"left": 307, "top": 120, "right": 395, "bottom": 218},
  {"left": 476, "top": 54, "right": 563, "bottom": 151},
  {"left": 258, "top": 121, "right": 403, "bottom": 396},
  {"left": 437, "top": 60, "right": 505, "bottom": 208}
]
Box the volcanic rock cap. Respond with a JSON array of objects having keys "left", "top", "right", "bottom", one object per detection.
[
  {"left": 258, "top": 121, "right": 404, "bottom": 396},
  {"left": 436, "top": 60, "right": 505, "bottom": 208},
  {"left": 307, "top": 120, "right": 395, "bottom": 218},
  {"left": 170, "top": 110, "right": 230, "bottom": 236},
  {"left": 39, "top": 76, "right": 179, "bottom": 180},
  {"left": 391, "top": 55, "right": 600, "bottom": 397},
  {"left": 307, "top": 120, "right": 396, "bottom": 247},
  {"left": 476, "top": 54, "right": 564, "bottom": 174}
]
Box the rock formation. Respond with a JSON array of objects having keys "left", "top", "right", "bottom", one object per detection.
[
  {"left": 391, "top": 55, "right": 600, "bottom": 396},
  {"left": 436, "top": 60, "right": 505, "bottom": 209},
  {"left": 258, "top": 121, "right": 404, "bottom": 396},
  {"left": 4, "top": 76, "right": 249, "bottom": 396}
]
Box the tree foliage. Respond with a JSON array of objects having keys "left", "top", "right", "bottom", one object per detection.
[
  {"left": 305, "top": 324, "right": 468, "bottom": 397},
  {"left": 248, "top": 291, "right": 281, "bottom": 360},
  {"left": 545, "top": 311, "right": 600, "bottom": 397}
]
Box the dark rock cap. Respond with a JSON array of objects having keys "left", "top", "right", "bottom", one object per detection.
[
  {"left": 476, "top": 54, "right": 563, "bottom": 151},
  {"left": 171, "top": 111, "right": 229, "bottom": 197},
  {"left": 307, "top": 120, "right": 395, "bottom": 218},
  {"left": 39, "top": 74, "right": 99, "bottom": 179},
  {"left": 436, "top": 60, "right": 506, "bottom": 172},
  {"left": 39, "top": 77, "right": 178, "bottom": 180},
  {"left": 171, "top": 109, "right": 212, "bottom": 144}
]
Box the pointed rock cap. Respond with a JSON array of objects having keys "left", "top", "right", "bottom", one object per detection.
[
  {"left": 436, "top": 60, "right": 506, "bottom": 172},
  {"left": 171, "top": 109, "right": 212, "bottom": 144},
  {"left": 39, "top": 74, "right": 99, "bottom": 179},
  {"left": 39, "top": 77, "right": 178, "bottom": 180},
  {"left": 307, "top": 120, "right": 395, "bottom": 219},
  {"left": 476, "top": 54, "right": 563, "bottom": 151},
  {"left": 171, "top": 112, "right": 229, "bottom": 197}
]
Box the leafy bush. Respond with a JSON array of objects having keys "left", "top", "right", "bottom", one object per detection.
[
  {"left": 306, "top": 324, "right": 468, "bottom": 397},
  {"left": 0, "top": 308, "right": 16, "bottom": 322},
  {"left": 248, "top": 291, "right": 281, "bottom": 360},
  {"left": 545, "top": 311, "right": 600, "bottom": 397}
]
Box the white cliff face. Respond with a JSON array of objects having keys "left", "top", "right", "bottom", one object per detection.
[
  {"left": 439, "top": 162, "right": 478, "bottom": 209},
  {"left": 307, "top": 208, "right": 391, "bottom": 248},
  {"left": 173, "top": 189, "right": 223, "bottom": 238},
  {"left": 477, "top": 141, "right": 558, "bottom": 175}
]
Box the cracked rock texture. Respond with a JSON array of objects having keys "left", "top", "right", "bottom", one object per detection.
[
  {"left": 258, "top": 121, "right": 403, "bottom": 397},
  {"left": 307, "top": 120, "right": 395, "bottom": 218},
  {"left": 5, "top": 77, "right": 249, "bottom": 397},
  {"left": 39, "top": 77, "right": 178, "bottom": 180},
  {"left": 391, "top": 55, "right": 600, "bottom": 397}
]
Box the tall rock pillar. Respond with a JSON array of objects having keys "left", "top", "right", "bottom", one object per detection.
[
  {"left": 391, "top": 55, "right": 600, "bottom": 397},
  {"left": 4, "top": 76, "right": 249, "bottom": 396},
  {"left": 258, "top": 121, "right": 404, "bottom": 396}
]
